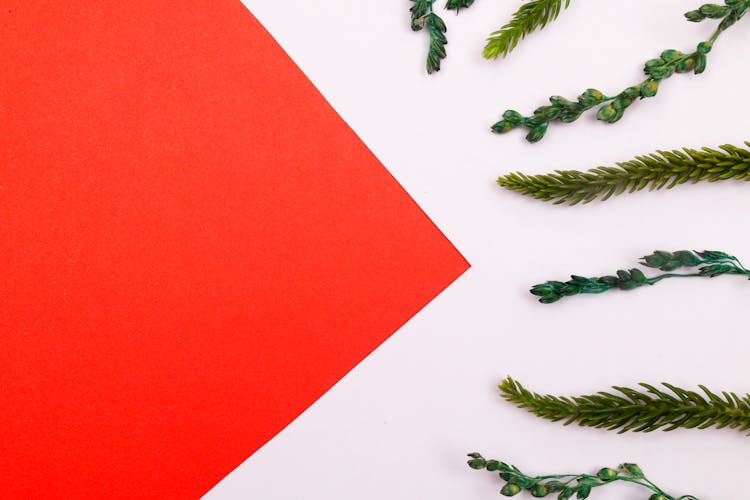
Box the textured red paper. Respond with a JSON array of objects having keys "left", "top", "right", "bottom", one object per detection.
[{"left": 1, "top": 2, "right": 468, "bottom": 498}]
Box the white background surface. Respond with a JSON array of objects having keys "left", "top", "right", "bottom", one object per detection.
[{"left": 207, "top": 1, "right": 750, "bottom": 498}]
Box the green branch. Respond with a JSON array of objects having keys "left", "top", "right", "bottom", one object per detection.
[
  {"left": 467, "top": 453, "right": 698, "bottom": 499},
  {"left": 530, "top": 250, "right": 750, "bottom": 304},
  {"left": 484, "top": 0, "right": 572, "bottom": 60},
  {"left": 492, "top": 0, "right": 750, "bottom": 142},
  {"left": 497, "top": 142, "right": 750, "bottom": 205},
  {"left": 500, "top": 377, "right": 750, "bottom": 436}
]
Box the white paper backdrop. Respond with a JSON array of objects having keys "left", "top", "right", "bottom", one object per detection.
[{"left": 207, "top": 1, "right": 750, "bottom": 498}]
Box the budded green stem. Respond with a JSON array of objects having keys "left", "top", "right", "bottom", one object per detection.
[
  {"left": 492, "top": 0, "right": 750, "bottom": 142},
  {"left": 467, "top": 453, "right": 698, "bottom": 499},
  {"left": 531, "top": 250, "right": 750, "bottom": 304}
]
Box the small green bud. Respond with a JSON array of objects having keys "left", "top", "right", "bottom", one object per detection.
[
  {"left": 543, "top": 481, "right": 565, "bottom": 492},
  {"left": 616, "top": 269, "right": 632, "bottom": 281},
  {"left": 660, "top": 49, "right": 683, "bottom": 62},
  {"left": 699, "top": 4, "right": 730, "bottom": 18},
  {"left": 698, "top": 250, "right": 732, "bottom": 261},
  {"left": 699, "top": 264, "right": 733, "bottom": 277},
  {"left": 468, "top": 457, "right": 487, "bottom": 469},
  {"left": 611, "top": 96, "right": 633, "bottom": 112},
  {"left": 622, "top": 86, "right": 641, "bottom": 99},
  {"left": 501, "top": 483, "right": 523, "bottom": 497},
  {"left": 621, "top": 463, "right": 644, "bottom": 478},
  {"left": 629, "top": 268, "right": 648, "bottom": 284},
  {"left": 596, "top": 104, "right": 618, "bottom": 123},
  {"left": 486, "top": 460, "right": 501, "bottom": 472},
  {"left": 684, "top": 9, "right": 705, "bottom": 22},
  {"left": 559, "top": 284, "right": 581, "bottom": 296},
  {"left": 642, "top": 253, "right": 666, "bottom": 268},
  {"left": 492, "top": 120, "right": 516, "bottom": 134},
  {"left": 694, "top": 54, "right": 707, "bottom": 74},
  {"left": 557, "top": 487, "right": 575, "bottom": 500},
  {"left": 649, "top": 495, "right": 669, "bottom": 500},
  {"left": 503, "top": 110, "right": 524, "bottom": 123},
  {"left": 618, "top": 280, "right": 640, "bottom": 291},
  {"left": 640, "top": 81, "right": 659, "bottom": 98},
  {"left": 525, "top": 125, "right": 548, "bottom": 143},
  {"left": 597, "top": 468, "right": 618, "bottom": 481},
  {"left": 539, "top": 294, "right": 562, "bottom": 304},
  {"left": 597, "top": 276, "right": 619, "bottom": 287},
  {"left": 534, "top": 105, "right": 561, "bottom": 121},
  {"left": 697, "top": 41, "right": 713, "bottom": 54},
  {"left": 530, "top": 484, "right": 549, "bottom": 498},
  {"left": 645, "top": 64, "right": 674, "bottom": 80},
  {"left": 577, "top": 88, "right": 604, "bottom": 107},
  {"left": 549, "top": 96, "right": 573, "bottom": 107},
  {"left": 525, "top": 115, "right": 546, "bottom": 127},
  {"left": 576, "top": 483, "right": 592, "bottom": 499},
  {"left": 674, "top": 250, "right": 701, "bottom": 266},
  {"left": 675, "top": 58, "right": 696, "bottom": 73},
  {"left": 530, "top": 282, "right": 560, "bottom": 297},
  {"left": 558, "top": 110, "right": 581, "bottom": 123}
]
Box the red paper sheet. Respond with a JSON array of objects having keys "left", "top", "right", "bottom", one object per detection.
[{"left": 1, "top": 2, "right": 468, "bottom": 498}]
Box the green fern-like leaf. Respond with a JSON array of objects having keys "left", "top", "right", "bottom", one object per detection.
[
  {"left": 410, "top": 1, "right": 449, "bottom": 73},
  {"left": 498, "top": 142, "right": 750, "bottom": 205},
  {"left": 425, "top": 12, "right": 448, "bottom": 73},
  {"left": 500, "top": 377, "right": 750, "bottom": 434},
  {"left": 484, "top": 0, "right": 572, "bottom": 59}
]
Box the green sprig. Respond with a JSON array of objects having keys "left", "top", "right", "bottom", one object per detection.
[
  {"left": 498, "top": 142, "right": 750, "bottom": 205},
  {"left": 484, "top": 0, "right": 572, "bottom": 60},
  {"left": 467, "top": 453, "right": 697, "bottom": 499},
  {"left": 500, "top": 377, "right": 750, "bottom": 436},
  {"left": 410, "top": 1, "right": 448, "bottom": 74},
  {"left": 531, "top": 250, "right": 750, "bottom": 304},
  {"left": 411, "top": 0, "right": 478, "bottom": 73},
  {"left": 492, "top": 0, "right": 750, "bottom": 142}
]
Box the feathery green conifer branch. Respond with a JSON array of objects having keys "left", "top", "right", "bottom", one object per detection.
[
  {"left": 484, "top": 0, "right": 572, "bottom": 60},
  {"left": 531, "top": 250, "right": 750, "bottom": 304},
  {"left": 492, "top": 0, "right": 750, "bottom": 142},
  {"left": 498, "top": 142, "right": 750, "bottom": 205},
  {"left": 500, "top": 377, "right": 750, "bottom": 436},
  {"left": 467, "top": 453, "right": 697, "bottom": 499}
]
